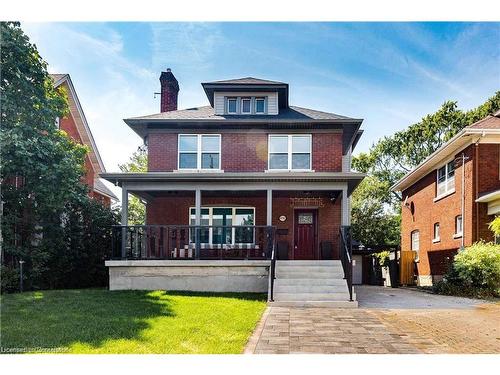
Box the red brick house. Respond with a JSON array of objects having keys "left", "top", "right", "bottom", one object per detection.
[
  {"left": 392, "top": 111, "right": 500, "bottom": 286},
  {"left": 50, "top": 74, "right": 117, "bottom": 205},
  {"left": 102, "top": 70, "right": 364, "bottom": 305}
]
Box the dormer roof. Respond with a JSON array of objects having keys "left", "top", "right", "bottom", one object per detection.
[{"left": 201, "top": 76, "right": 289, "bottom": 108}]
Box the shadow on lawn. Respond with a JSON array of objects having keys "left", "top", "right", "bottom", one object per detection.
[{"left": 1, "top": 289, "right": 175, "bottom": 351}]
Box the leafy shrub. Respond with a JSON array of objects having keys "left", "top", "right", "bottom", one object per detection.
[
  {"left": 374, "top": 250, "right": 390, "bottom": 267},
  {"left": 453, "top": 241, "right": 500, "bottom": 292},
  {"left": 488, "top": 216, "right": 500, "bottom": 236},
  {"left": 433, "top": 241, "right": 500, "bottom": 298}
]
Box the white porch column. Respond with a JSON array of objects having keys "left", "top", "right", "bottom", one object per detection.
[
  {"left": 195, "top": 189, "right": 201, "bottom": 225},
  {"left": 341, "top": 186, "right": 350, "bottom": 226},
  {"left": 121, "top": 185, "right": 128, "bottom": 258},
  {"left": 266, "top": 189, "right": 273, "bottom": 226}
]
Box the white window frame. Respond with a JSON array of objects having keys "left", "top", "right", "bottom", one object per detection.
[
  {"left": 241, "top": 97, "right": 252, "bottom": 114},
  {"left": 255, "top": 97, "right": 265, "bottom": 114},
  {"left": 178, "top": 134, "right": 221, "bottom": 171},
  {"left": 436, "top": 158, "right": 455, "bottom": 199},
  {"left": 411, "top": 230, "right": 420, "bottom": 251},
  {"left": 267, "top": 134, "right": 312, "bottom": 172},
  {"left": 55, "top": 116, "right": 60, "bottom": 129},
  {"left": 433, "top": 222, "right": 440, "bottom": 243},
  {"left": 189, "top": 206, "right": 256, "bottom": 245},
  {"left": 227, "top": 98, "right": 238, "bottom": 114},
  {"left": 455, "top": 215, "right": 463, "bottom": 237}
]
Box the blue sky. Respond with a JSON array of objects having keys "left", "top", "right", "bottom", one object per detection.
[{"left": 24, "top": 22, "right": 500, "bottom": 174}]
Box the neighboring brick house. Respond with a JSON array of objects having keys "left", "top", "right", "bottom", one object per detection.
[
  {"left": 392, "top": 111, "right": 500, "bottom": 286},
  {"left": 102, "top": 70, "right": 364, "bottom": 302},
  {"left": 50, "top": 74, "right": 117, "bottom": 205}
]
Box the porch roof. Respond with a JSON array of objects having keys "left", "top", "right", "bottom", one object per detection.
[{"left": 101, "top": 171, "right": 365, "bottom": 196}]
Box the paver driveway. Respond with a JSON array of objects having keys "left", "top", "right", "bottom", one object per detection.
[{"left": 245, "top": 286, "right": 500, "bottom": 354}]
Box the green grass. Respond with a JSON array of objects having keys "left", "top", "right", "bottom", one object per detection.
[{"left": 0, "top": 289, "right": 267, "bottom": 354}]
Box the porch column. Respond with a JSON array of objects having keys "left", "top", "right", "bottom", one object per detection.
[
  {"left": 266, "top": 189, "right": 273, "bottom": 226},
  {"left": 341, "top": 186, "right": 350, "bottom": 226},
  {"left": 195, "top": 189, "right": 201, "bottom": 259},
  {"left": 121, "top": 185, "right": 128, "bottom": 258}
]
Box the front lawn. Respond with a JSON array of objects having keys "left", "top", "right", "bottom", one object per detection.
[{"left": 0, "top": 289, "right": 267, "bottom": 354}]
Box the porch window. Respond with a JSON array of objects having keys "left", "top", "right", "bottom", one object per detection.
[
  {"left": 189, "top": 207, "right": 255, "bottom": 245},
  {"left": 268, "top": 134, "right": 312, "bottom": 171},
  {"left": 436, "top": 160, "right": 455, "bottom": 197},
  {"left": 178, "top": 134, "right": 221, "bottom": 170}
]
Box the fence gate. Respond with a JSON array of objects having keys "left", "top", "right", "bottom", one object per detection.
[{"left": 400, "top": 251, "right": 416, "bottom": 285}]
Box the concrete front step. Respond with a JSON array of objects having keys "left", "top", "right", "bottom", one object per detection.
[
  {"left": 276, "top": 260, "right": 342, "bottom": 267},
  {"left": 276, "top": 266, "right": 344, "bottom": 273},
  {"left": 273, "top": 292, "right": 356, "bottom": 301},
  {"left": 270, "top": 300, "right": 358, "bottom": 308},
  {"left": 275, "top": 278, "right": 347, "bottom": 286},
  {"left": 274, "top": 284, "right": 349, "bottom": 293},
  {"left": 276, "top": 271, "right": 345, "bottom": 279}
]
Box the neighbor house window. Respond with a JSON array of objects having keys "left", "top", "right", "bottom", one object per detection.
[
  {"left": 55, "top": 117, "right": 60, "bottom": 129},
  {"left": 411, "top": 230, "right": 420, "bottom": 251},
  {"left": 227, "top": 98, "right": 237, "bottom": 114},
  {"left": 455, "top": 215, "right": 463, "bottom": 236},
  {"left": 433, "top": 223, "right": 440, "bottom": 242},
  {"left": 268, "top": 135, "right": 312, "bottom": 170},
  {"left": 255, "top": 98, "right": 265, "bottom": 114},
  {"left": 241, "top": 98, "right": 251, "bottom": 114},
  {"left": 189, "top": 207, "right": 255, "bottom": 245},
  {"left": 437, "top": 160, "right": 455, "bottom": 197},
  {"left": 178, "top": 134, "right": 221, "bottom": 170}
]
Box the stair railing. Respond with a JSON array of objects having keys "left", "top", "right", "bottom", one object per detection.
[
  {"left": 268, "top": 230, "right": 277, "bottom": 302},
  {"left": 339, "top": 226, "right": 353, "bottom": 302}
]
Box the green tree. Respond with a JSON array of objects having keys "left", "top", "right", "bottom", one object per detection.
[
  {"left": 351, "top": 92, "right": 500, "bottom": 246},
  {"left": 119, "top": 147, "right": 147, "bottom": 224},
  {"left": 1, "top": 22, "right": 118, "bottom": 292}
]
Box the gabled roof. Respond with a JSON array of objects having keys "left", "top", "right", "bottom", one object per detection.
[
  {"left": 50, "top": 74, "right": 106, "bottom": 174},
  {"left": 203, "top": 77, "right": 286, "bottom": 85},
  {"left": 94, "top": 178, "right": 118, "bottom": 201},
  {"left": 201, "top": 76, "right": 289, "bottom": 107},
  {"left": 391, "top": 111, "right": 500, "bottom": 192}
]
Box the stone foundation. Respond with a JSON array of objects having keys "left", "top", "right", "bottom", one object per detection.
[{"left": 105, "top": 260, "right": 269, "bottom": 293}]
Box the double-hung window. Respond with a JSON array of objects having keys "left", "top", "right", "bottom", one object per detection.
[
  {"left": 178, "top": 134, "right": 221, "bottom": 170},
  {"left": 433, "top": 223, "right": 440, "bottom": 242},
  {"left": 268, "top": 135, "right": 312, "bottom": 171},
  {"left": 255, "top": 98, "right": 265, "bottom": 114},
  {"left": 455, "top": 215, "right": 463, "bottom": 236},
  {"left": 241, "top": 98, "right": 252, "bottom": 114},
  {"left": 437, "top": 160, "right": 455, "bottom": 197},
  {"left": 411, "top": 230, "right": 420, "bottom": 251},
  {"left": 227, "top": 98, "right": 237, "bottom": 114}
]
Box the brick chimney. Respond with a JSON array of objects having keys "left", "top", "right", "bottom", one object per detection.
[{"left": 159, "top": 68, "right": 179, "bottom": 112}]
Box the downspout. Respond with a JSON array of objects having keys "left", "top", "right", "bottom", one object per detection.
[
  {"left": 474, "top": 133, "right": 485, "bottom": 243},
  {"left": 461, "top": 153, "right": 466, "bottom": 249}
]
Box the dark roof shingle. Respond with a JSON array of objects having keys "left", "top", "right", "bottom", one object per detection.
[
  {"left": 202, "top": 77, "right": 286, "bottom": 85},
  {"left": 467, "top": 111, "right": 500, "bottom": 130}
]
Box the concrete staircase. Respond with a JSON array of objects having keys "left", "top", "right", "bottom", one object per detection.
[{"left": 271, "top": 260, "right": 358, "bottom": 308}]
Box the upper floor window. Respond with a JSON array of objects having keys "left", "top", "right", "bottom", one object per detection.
[
  {"left": 241, "top": 98, "right": 251, "bottom": 114},
  {"left": 268, "top": 135, "right": 312, "bottom": 171},
  {"left": 227, "top": 98, "right": 237, "bottom": 114},
  {"left": 225, "top": 96, "right": 267, "bottom": 115},
  {"left": 437, "top": 160, "right": 455, "bottom": 197},
  {"left": 178, "top": 134, "right": 221, "bottom": 170},
  {"left": 411, "top": 230, "right": 420, "bottom": 251},
  {"left": 455, "top": 215, "right": 463, "bottom": 236}
]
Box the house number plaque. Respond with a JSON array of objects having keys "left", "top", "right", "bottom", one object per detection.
[{"left": 279, "top": 215, "right": 287, "bottom": 222}]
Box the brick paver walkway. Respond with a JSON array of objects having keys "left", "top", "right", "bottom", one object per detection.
[{"left": 245, "top": 304, "right": 500, "bottom": 354}]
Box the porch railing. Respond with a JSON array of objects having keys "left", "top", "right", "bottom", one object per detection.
[
  {"left": 339, "top": 225, "right": 353, "bottom": 301},
  {"left": 111, "top": 225, "right": 276, "bottom": 260}
]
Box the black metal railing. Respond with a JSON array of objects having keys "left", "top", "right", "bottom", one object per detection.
[
  {"left": 111, "top": 225, "right": 276, "bottom": 261},
  {"left": 339, "top": 225, "right": 353, "bottom": 301},
  {"left": 268, "top": 243, "right": 277, "bottom": 302}
]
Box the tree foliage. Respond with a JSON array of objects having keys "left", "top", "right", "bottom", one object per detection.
[
  {"left": 351, "top": 92, "right": 500, "bottom": 246},
  {"left": 118, "top": 147, "right": 147, "bottom": 225},
  {"left": 1, "top": 22, "right": 118, "bottom": 292}
]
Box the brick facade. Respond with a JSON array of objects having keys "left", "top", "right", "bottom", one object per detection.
[
  {"left": 401, "top": 143, "right": 499, "bottom": 284},
  {"left": 147, "top": 132, "right": 343, "bottom": 172}
]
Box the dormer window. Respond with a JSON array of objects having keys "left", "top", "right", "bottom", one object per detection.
[
  {"left": 255, "top": 98, "right": 265, "bottom": 114},
  {"left": 241, "top": 98, "right": 251, "bottom": 114},
  {"left": 227, "top": 98, "right": 237, "bottom": 114}
]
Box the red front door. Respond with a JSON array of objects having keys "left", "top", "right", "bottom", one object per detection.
[{"left": 294, "top": 210, "right": 317, "bottom": 260}]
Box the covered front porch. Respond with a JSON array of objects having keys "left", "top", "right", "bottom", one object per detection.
[{"left": 106, "top": 172, "right": 362, "bottom": 261}]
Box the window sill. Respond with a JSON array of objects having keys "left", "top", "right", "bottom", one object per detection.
[
  {"left": 453, "top": 233, "right": 463, "bottom": 239},
  {"left": 432, "top": 238, "right": 441, "bottom": 244},
  {"left": 265, "top": 169, "right": 315, "bottom": 173},
  {"left": 433, "top": 189, "right": 456, "bottom": 202},
  {"left": 174, "top": 169, "right": 224, "bottom": 173}
]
